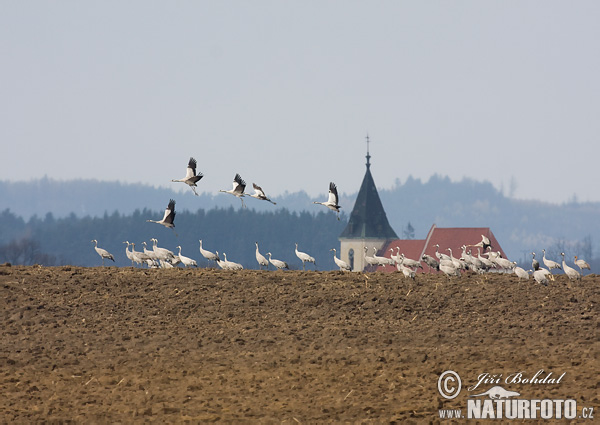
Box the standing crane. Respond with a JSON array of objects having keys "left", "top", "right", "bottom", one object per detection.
[
  {"left": 363, "top": 246, "right": 379, "bottom": 268},
  {"left": 91, "top": 239, "right": 114, "bottom": 266},
  {"left": 513, "top": 266, "right": 530, "bottom": 280},
  {"left": 175, "top": 246, "right": 197, "bottom": 268},
  {"left": 248, "top": 183, "right": 276, "bottom": 205},
  {"left": 151, "top": 238, "right": 176, "bottom": 265},
  {"left": 130, "top": 242, "right": 152, "bottom": 267},
  {"left": 295, "top": 243, "right": 316, "bottom": 270},
  {"left": 561, "top": 253, "right": 581, "bottom": 281},
  {"left": 267, "top": 252, "right": 288, "bottom": 270},
  {"left": 141, "top": 242, "right": 160, "bottom": 268},
  {"left": 542, "top": 249, "right": 562, "bottom": 270},
  {"left": 330, "top": 248, "right": 351, "bottom": 271},
  {"left": 146, "top": 199, "right": 176, "bottom": 229},
  {"left": 171, "top": 157, "right": 203, "bottom": 196},
  {"left": 574, "top": 255, "right": 591, "bottom": 273},
  {"left": 123, "top": 241, "right": 135, "bottom": 266},
  {"left": 219, "top": 173, "right": 247, "bottom": 208},
  {"left": 398, "top": 253, "right": 423, "bottom": 270},
  {"left": 222, "top": 253, "right": 243, "bottom": 270},
  {"left": 255, "top": 242, "right": 269, "bottom": 270},
  {"left": 421, "top": 254, "right": 439, "bottom": 273},
  {"left": 531, "top": 252, "right": 540, "bottom": 271},
  {"left": 199, "top": 240, "right": 219, "bottom": 267},
  {"left": 313, "top": 182, "right": 341, "bottom": 220}
]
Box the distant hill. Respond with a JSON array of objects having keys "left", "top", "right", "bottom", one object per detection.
[
  {"left": 1, "top": 176, "right": 598, "bottom": 264},
  {"left": 378, "top": 175, "right": 598, "bottom": 265},
  {"left": 0, "top": 177, "right": 355, "bottom": 219}
]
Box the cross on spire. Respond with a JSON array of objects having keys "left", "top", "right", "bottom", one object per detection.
[{"left": 365, "top": 134, "right": 371, "bottom": 169}]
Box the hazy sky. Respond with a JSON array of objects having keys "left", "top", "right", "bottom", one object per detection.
[{"left": 2, "top": 1, "right": 599, "bottom": 204}]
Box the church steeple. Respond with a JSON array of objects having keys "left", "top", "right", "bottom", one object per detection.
[
  {"left": 365, "top": 134, "right": 371, "bottom": 170},
  {"left": 339, "top": 138, "right": 397, "bottom": 240}
]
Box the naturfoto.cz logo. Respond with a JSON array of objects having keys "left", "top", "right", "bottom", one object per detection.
[{"left": 437, "top": 370, "right": 595, "bottom": 420}]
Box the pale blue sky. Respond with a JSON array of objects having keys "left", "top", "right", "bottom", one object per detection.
[{"left": 1, "top": 1, "right": 599, "bottom": 204}]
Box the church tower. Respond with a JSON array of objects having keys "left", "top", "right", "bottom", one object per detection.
[{"left": 339, "top": 136, "right": 398, "bottom": 271}]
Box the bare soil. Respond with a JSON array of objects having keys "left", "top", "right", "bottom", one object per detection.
[{"left": 1, "top": 265, "right": 599, "bottom": 423}]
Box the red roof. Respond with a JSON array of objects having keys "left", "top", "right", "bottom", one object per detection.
[{"left": 375, "top": 224, "right": 506, "bottom": 273}]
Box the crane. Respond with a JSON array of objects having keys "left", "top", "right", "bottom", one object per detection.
[
  {"left": 171, "top": 157, "right": 203, "bottom": 196},
  {"left": 439, "top": 263, "right": 460, "bottom": 279},
  {"left": 421, "top": 254, "right": 439, "bottom": 273},
  {"left": 574, "top": 255, "right": 591, "bottom": 273},
  {"left": 248, "top": 183, "right": 276, "bottom": 205},
  {"left": 176, "top": 246, "right": 197, "bottom": 268},
  {"left": 295, "top": 243, "right": 316, "bottom": 270},
  {"left": 313, "top": 182, "right": 341, "bottom": 220},
  {"left": 123, "top": 241, "right": 135, "bottom": 266},
  {"left": 433, "top": 244, "right": 451, "bottom": 261},
  {"left": 219, "top": 173, "right": 247, "bottom": 208},
  {"left": 199, "top": 240, "right": 219, "bottom": 267},
  {"left": 255, "top": 242, "right": 269, "bottom": 270},
  {"left": 389, "top": 248, "right": 402, "bottom": 265},
  {"left": 531, "top": 252, "right": 540, "bottom": 271},
  {"left": 470, "top": 234, "right": 492, "bottom": 252},
  {"left": 532, "top": 269, "right": 549, "bottom": 286},
  {"left": 91, "top": 239, "right": 114, "bottom": 266},
  {"left": 130, "top": 242, "right": 152, "bottom": 267},
  {"left": 542, "top": 249, "right": 561, "bottom": 270},
  {"left": 142, "top": 241, "right": 160, "bottom": 268},
  {"left": 476, "top": 248, "right": 494, "bottom": 271},
  {"left": 222, "top": 252, "right": 243, "bottom": 270},
  {"left": 561, "top": 253, "right": 581, "bottom": 281},
  {"left": 397, "top": 263, "right": 416, "bottom": 280},
  {"left": 398, "top": 253, "right": 423, "bottom": 270},
  {"left": 267, "top": 252, "right": 288, "bottom": 270},
  {"left": 493, "top": 253, "right": 514, "bottom": 272},
  {"left": 446, "top": 248, "right": 463, "bottom": 270},
  {"left": 330, "top": 248, "right": 351, "bottom": 271},
  {"left": 363, "top": 246, "right": 379, "bottom": 268},
  {"left": 146, "top": 199, "right": 176, "bottom": 230},
  {"left": 514, "top": 266, "right": 530, "bottom": 280},
  {"left": 372, "top": 247, "right": 393, "bottom": 266},
  {"left": 215, "top": 252, "right": 229, "bottom": 270},
  {"left": 151, "top": 238, "right": 176, "bottom": 264}
]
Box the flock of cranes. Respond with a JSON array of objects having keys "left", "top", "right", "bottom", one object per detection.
[
  {"left": 361, "top": 234, "right": 592, "bottom": 283},
  {"left": 167, "top": 157, "right": 338, "bottom": 218},
  {"left": 91, "top": 156, "right": 343, "bottom": 268},
  {"left": 91, "top": 238, "right": 326, "bottom": 271},
  {"left": 92, "top": 230, "right": 592, "bottom": 282}
]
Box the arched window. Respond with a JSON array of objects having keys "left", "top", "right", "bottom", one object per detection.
[{"left": 348, "top": 248, "right": 355, "bottom": 271}]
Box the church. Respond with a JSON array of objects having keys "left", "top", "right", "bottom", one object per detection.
[{"left": 338, "top": 138, "right": 505, "bottom": 272}]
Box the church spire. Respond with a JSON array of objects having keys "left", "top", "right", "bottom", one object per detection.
[
  {"left": 339, "top": 136, "right": 398, "bottom": 240},
  {"left": 365, "top": 134, "right": 371, "bottom": 169}
]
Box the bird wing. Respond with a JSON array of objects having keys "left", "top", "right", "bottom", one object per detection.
[
  {"left": 186, "top": 157, "right": 203, "bottom": 182},
  {"left": 163, "top": 199, "right": 176, "bottom": 224},
  {"left": 252, "top": 183, "right": 265, "bottom": 197},
  {"left": 327, "top": 182, "right": 339, "bottom": 205},
  {"left": 233, "top": 173, "right": 246, "bottom": 193},
  {"left": 187, "top": 157, "right": 197, "bottom": 175}
]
